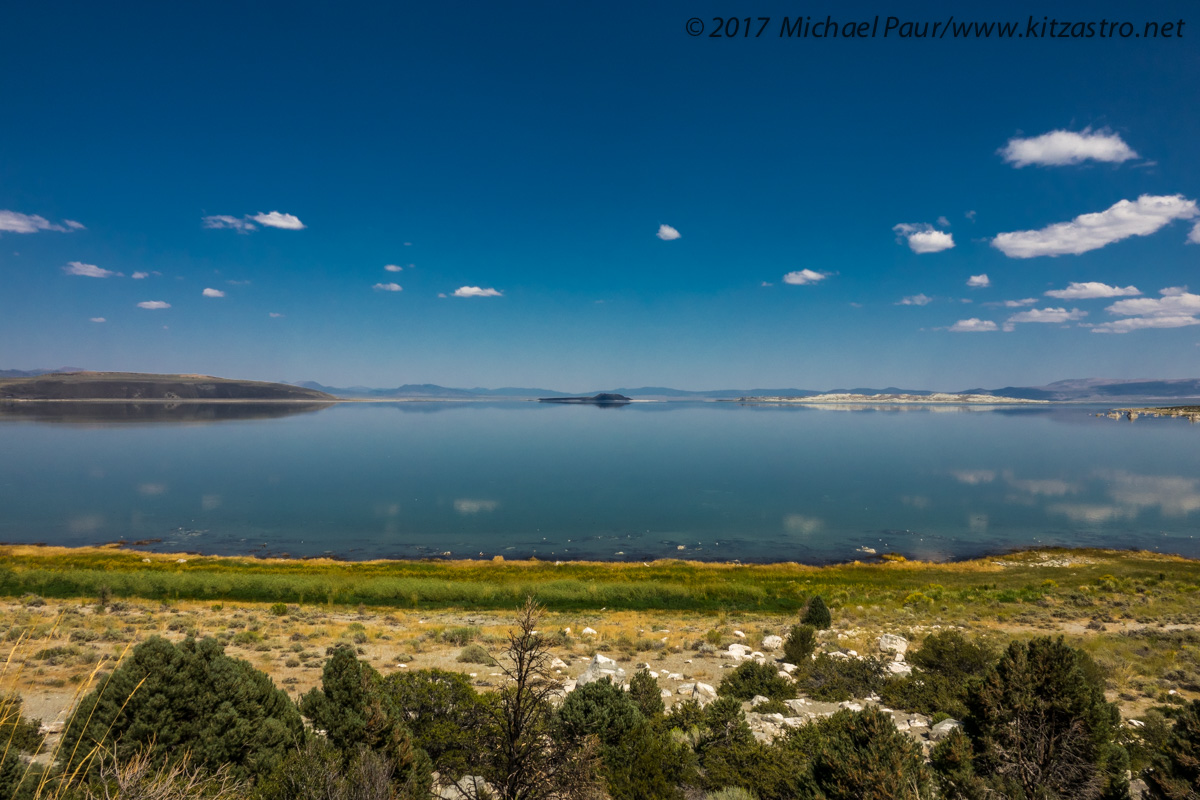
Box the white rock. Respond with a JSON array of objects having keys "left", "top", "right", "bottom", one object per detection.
[
  {"left": 929, "top": 719, "right": 962, "bottom": 741},
  {"left": 728, "top": 643, "right": 751, "bottom": 656},
  {"left": 886, "top": 661, "right": 913, "bottom": 677},
  {"left": 660, "top": 689, "right": 672, "bottom": 698},
  {"left": 761, "top": 635, "right": 783, "bottom": 651},
  {"left": 576, "top": 653, "right": 626, "bottom": 687},
  {"left": 581, "top": 627, "right": 597, "bottom": 636},
  {"left": 667, "top": 672, "right": 684, "bottom": 681},
  {"left": 733, "top": 630, "right": 746, "bottom": 639},
  {"left": 550, "top": 657, "right": 568, "bottom": 670},
  {"left": 780, "top": 662, "right": 797, "bottom": 674},
  {"left": 750, "top": 695, "right": 771, "bottom": 707},
  {"left": 878, "top": 634, "right": 909, "bottom": 656},
  {"left": 677, "top": 682, "right": 717, "bottom": 703}
]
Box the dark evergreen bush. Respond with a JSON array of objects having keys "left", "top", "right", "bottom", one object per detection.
[
  {"left": 387, "top": 668, "right": 488, "bottom": 780},
  {"left": 717, "top": 661, "right": 795, "bottom": 702},
  {"left": 58, "top": 636, "right": 303, "bottom": 782},
  {"left": 781, "top": 624, "right": 816, "bottom": 665},
  {"left": 628, "top": 668, "right": 666, "bottom": 719},
  {"left": 808, "top": 706, "right": 932, "bottom": 800},
  {"left": 1144, "top": 699, "right": 1200, "bottom": 799},
  {"left": 800, "top": 596, "right": 831, "bottom": 630},
  {"left": 960, "top": 636, "right": 1129, "bottom": 800},
  {"left": 797, "top": 654, "right": 885, "bottom": 702}
]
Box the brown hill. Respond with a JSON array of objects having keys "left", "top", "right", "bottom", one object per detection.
[{"left": 0, "top": 372, "right": 336, "bottom": 401}]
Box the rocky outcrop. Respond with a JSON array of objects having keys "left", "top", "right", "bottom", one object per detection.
[{"left": 576, "top": 653, "right": 626, "bottom": 687}]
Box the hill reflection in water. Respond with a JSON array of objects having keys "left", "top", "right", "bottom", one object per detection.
[{"left": 0, "top": 401, "right": 335, "bottom": 425}]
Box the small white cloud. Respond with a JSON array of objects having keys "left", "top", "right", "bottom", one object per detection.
[
  {"left": 1006, "top": 307, "right": 1088, "bottom": 326},
  {"left": 761, "top": 281, "right": 773, "bottom": 287},
  {"left": 897, "top": 294, "right": 933, "bottom": 306},
  {"left": 1189, "top": 221, "right": 1200, "bottom": 244},
  {"left": 455, "top": 499, "right": 498, "bottom": 514},
  {"left": 452, "top": 286, "right": 502, "bottom": 297},
  {"left": 202, "top": 287, "right": 225, "bottom": 298},
  {"left": 90, "top": 317, "right": 106, "bottom": 323},
  {"left": 966, "top": 274, "right": 990, "bottom": 288},
  {"left": 226, "top": 279, "right": 250, "bottom": 285},
  {"left": 1092, "top": 315, "right": 1200, "bottom": 334},
  {"left": 893, "top": 223, "right": 955, "bottom": 253},
  {"left": 269, "top": 312, "right": 284, "bottom": 318},
  {"left": 948, "top": 318, "right": 998, "bottom": 332},
  {"left": 999, "top": 128, "right": 1138, "bottom": 167},
  {"left": 656, "top": 224, "right": 681, "bottom": 241},
  {"left": 384, "top": 264, "right": 403, "bottom": 272},
  {"left": 936, "top": 216, "right": 951, "bottom": 227},
  {"left": 131, "top": 271, "right": 149, "bottom": 279},
  {"left": 998, "top": 298, "right": 1038, "bottom": 308},
  {"left": 782, "top": 269, "right": 828, "bottom": 285},
  {"left": 64, "top": 220, "right": 86, "bottom": 230},
  {"left": 1044, "top": 282, "right": 1140, "bottom": 300},
  {"left": 0, "top": 210, "right": 80, "bottom": 234},
  {"left": 137, "top": 300, "right": 170, "bottom": 310},
  {"left": 251, "top": 211, "right": 305, "bottom": 230},
  {"left": 992, "top": 194, "right": 1198, "bottom": 258},
  {"left": 965, "top": 210, "right": 977, "bottom": 221},
  {"left": 202, "top": 215, "right": 256, "bottom": 233},
  {"left": 63, "top": 261, "right": 119, "bottom": 278},
  {"left": 373, "top": 282, "right": 403, "bottom": 292}
]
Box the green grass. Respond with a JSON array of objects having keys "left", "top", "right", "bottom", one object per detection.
[{"left": 1, "top": 545, "right": 1198, "bottom": 618}]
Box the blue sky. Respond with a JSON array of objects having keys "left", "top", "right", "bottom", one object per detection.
[{"left": 2, "top": 1, "right": 1197, "bottom": 391}]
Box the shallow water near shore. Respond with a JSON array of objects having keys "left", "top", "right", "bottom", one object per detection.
[{"left": 0, "top": 401, "right": 1196, "bottom": 563}]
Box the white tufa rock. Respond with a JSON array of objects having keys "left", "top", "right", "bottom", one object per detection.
[
  {"left": 886, "top": 661, "right": 913, "bottom": 678},
  {"left": 581, "top": 627, "right": 597, "bottom": 636},
  {"left": 878, "top": 634, "right": 909, "bottom": 656},
  {"left": 929, "top": 719, "right": 963, "bottom": 741},
  {"left": 760, "top": 635, "right": 784, "bottom": 651},
  {"left": 576, "top": 654, "right": 626, "bottom": 688},
  {"left": 733, "top": 630, "right": 746, "bottom": 639}
]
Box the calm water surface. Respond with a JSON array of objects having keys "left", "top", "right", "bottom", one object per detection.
[{"left": 1, "top": 401, "right": 1196, "bottom": 563}]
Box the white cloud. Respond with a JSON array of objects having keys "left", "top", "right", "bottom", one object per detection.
[
  {"left": 0, "top": 210, "right": 81, "bottom": 234},
  {"left": 992, "top": 194, "right": 1198, "bottom": 258},
  {"left": 90, "top": 317, "right": 106, "bottom": 323},
  {"left": 992, "top": 298, "right": 1037, "bottom": 308},
  {"left": 783, "top": 514, "right": 823, "bottom": 534},
  {"left": 966, "top": 274, "right": 990, "bottom": 288},
  {"left": 951, "top": 470, "right": 996, "bottom": 485},
  {"left": 965, "top": 210, "right": 977, "bottom": 221},
  {"left": 452, "top": 286, "right": 502, "bottom": 297},
  {"left": 1045, "top": 282, "right": 1140, "bottom": 300},
  {"left": 137, "top": 300, "right": 170, "bottom": 309},
  {"left": 269, "top": 312, "right": 284, "bottom": 318},
  {"left": 64, "top": 220, "right": 85, "bottom": 230},
  {"left": 455, "top": 499, "right": 498, "bottom": 514},
  {"left": 1189, "top": 221, "right": 1200, "bottom": 244},
  {"left": 251, "top": 211, "right": 305, "bottom": 230},
  {"left": 202, "top": 287, "right": 225, "bottom": 298},
  {"left": 761, "top": 281, "right": 773, "bottom": 287},
  {"left": 373, "top": 282, "right": 402, "bottom": 292},
  {"left": 893, "top": 223, "right": 955, "bottom": 253},
  {"left": 1091, "top": 315, "right": 1200, "bottom": 334},
  {"left": 782, "top": 269, "right": 828, "bottom": 285},
  {"left": 202, "top": 215, "right": 256, "bottom": 232},
  {"left": 1091, "top": 287, "right": 1200, "bottom": 333},
  {"left": 132, "top": 271, "right": 149, "bottom": 279},
  {"left": 1006, "top": 307, "right": 1088, "bottom": 324},
  {"left": 999, "top": 128, "right": 1138, "bottom": 167},
  {"left": 63, "top": 261, "right": 118, "bottom": 278},
  {"left": 897, "top": 294, "right": 932, "bottom": 306},
  {"left": 936, "top": 216, "right": 951, "bottom": 227},
  {"left": 384, "top": 264, "right": 403, "bottom": 272},
  {"left": 656, "top": 224, "right": 681, "bottom": 240},
  {"left": 948, "top": 318, "right": 998, "bottom": 332}
]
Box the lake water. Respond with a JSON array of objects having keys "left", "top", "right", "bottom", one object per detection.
[{"left": 1, "top": 401, "right": 1196, "bottom": 563}]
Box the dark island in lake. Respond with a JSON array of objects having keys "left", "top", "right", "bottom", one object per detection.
[{"left": 538, "top": 392, "right": 632, "bottom": 404}]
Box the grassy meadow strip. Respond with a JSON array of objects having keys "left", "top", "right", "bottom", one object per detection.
[{"left": 1, "top": 545, "right": 1198, "bottom": 614}]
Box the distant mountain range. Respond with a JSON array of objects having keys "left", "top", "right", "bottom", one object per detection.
[
  {"left": 294, "top": 378, "right": 1200, "bottom": 402},
  {"left": 5, "top": 370, "right": 1199, "bottom": 402}
]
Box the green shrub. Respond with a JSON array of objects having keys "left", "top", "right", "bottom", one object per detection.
[
  {"left": 629, "top": 668, "right": 665, "bottom": 718},
  {"left": 388, "top": 668, "right": 487, "bottom": 779},
  {"left": 269, "top": 602, "right": 288, "bottom": 616},
  {"left": 58, "top": 636, "right": 303, "bottom": 782},
  {"left": 1143, "top": 699, "right": 1200, "bottom": 799},
  {"left": 441, "top": 626, "right": 480, "bottom": 646},
  {"left": 801, "top": 596, "right": 831, "bottom": 630},
  {"left": 782, "top": 624, "right": 816, "bottom": 665},
  {"left": 797, "top": 654, "right": 885, "bottom": 702},
  {"left": 961, "top": 636, "right": 1128, "bottom": 800},
  {"left": 808, "top": 706, "right": 932, "bottom": 800},
  {"left": 718, "top": 661, "right": 795, "bottom": 702},
  {"left": 456, "top": 643, "right": 496, "bottom": 665}
]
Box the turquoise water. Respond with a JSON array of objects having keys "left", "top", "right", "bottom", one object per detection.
[{"left": 0, "top": 401, "right": 1196, "bottom": 563}]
